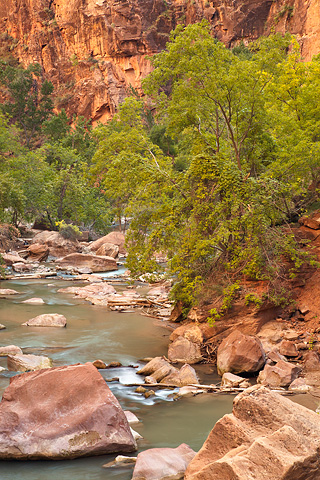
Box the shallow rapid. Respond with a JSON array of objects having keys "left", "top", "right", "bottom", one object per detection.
[{"left": 0, "top": 277, "right": 234, "bottom": 480}]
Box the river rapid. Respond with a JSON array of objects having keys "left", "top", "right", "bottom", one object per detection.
[{"left": 0, "top": 276, "right": 235, "bottom": 480}]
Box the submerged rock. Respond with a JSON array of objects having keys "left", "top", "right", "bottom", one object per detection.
[
  {"left": 22, "top": 298, "right": 45, "bottom": 304},
  {"left": 0, "top": 289, "right": 19, "bottom": 296},
  {"left": 217, "top": 330, "right": 265, "bottom": 375},
  {"left": 185, "top": 385, "right": 320, "bottom": 480},
  {"left": 22, "top": 313, "right": 67, "bottom": 327},
  {"left": 0, "top": 345, "right": 23, "bottom": 356},
  {"left": 132, "top": 444, "right": 196, "bottom": 480},
  {"left": 7, "top": 353, "right": 53, "bottom": 371},
  {"left": 0, "top": 363, "right": 136, "bottom": 459}
]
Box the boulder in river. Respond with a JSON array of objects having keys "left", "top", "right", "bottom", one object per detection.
[
  {"left": 2, "top": 253, "right": 27, "bottom": 266},
  {"left": 96, "top": 242, "right": 119, "bottom": 258},
  {"left": 0, "top": 363, "right": 137, "bottom": 459},
  {"left": 168, "top": 337, "right": 203, "bottom": 364},
  {"left": 217, "top": 330, "right": 265, "bottom": 375},
  {"left": 32, "top": 231, "right": 80, "bottom": 258},
  {"left": 22, "top": 313, "right": 67, "bottom": 327},
  {"left": 161, "top": 364, "right": 199, "bottom": 387},
  {"left": 89, "top": 231, "right": 126, "bottom": 255},
  {"left": 57, "top": 253, "right": 118, "bottom": 273},
  {"left": 0, "top": 289, "right": 19, "bottom": 296},
  {"left": 0, "top": 345, "right": 23, "bottom": 356},
  {"left": 7, "top": 353, "right": 53, "bottom": 371},
  {"left": 185, "top": 385, "right": 320, "bottom": 480},
  {"left": 22, "top": 297, "right": 45, "bottom": 305},
  {"left": 132, "top": 444, "right": 196, "bottom": 480},
  {"left": 27, "top": 243, "right": 49, "bottom": 261},
  {"left": 12, "top": 262, "right": 34, "bottom": 272}
]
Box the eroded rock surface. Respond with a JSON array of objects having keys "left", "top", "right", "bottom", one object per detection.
[
  {"left": 57, "top": 253, "right": 118, "bottom": 272},
  {"left": 0, "top": 363, "right": 136, "bottom": 459},
  {"left": 185, "top": 385, "right": 320, "bottom": 480}
]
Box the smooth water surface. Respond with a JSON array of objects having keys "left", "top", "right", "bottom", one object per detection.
[{"left": 0, "top": 278, "right": 234, "bottom": 480}]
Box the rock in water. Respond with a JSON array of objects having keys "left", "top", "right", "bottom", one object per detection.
[
  {"left": 57, "top": 253, "right": 118, "bottom": 273},
  {"left": 0, "top": 363, "right": 136, "bottom": 459},
  {"left": 22, "top": 313, "right": 67, "bottom": 327},
  {"left": 7, "top": 354, "right": 53, "bottom": 371},
  {"left": 217, "top": 330, "right": 265, "bottom": 375},
  {"left": 185, "top": 385, "right": 320, "bottom": 480},
  {"left": 132, "top": 444, "right": 196, "bottom": 480}
]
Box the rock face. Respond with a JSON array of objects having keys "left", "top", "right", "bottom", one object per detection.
[
  {"left": 132, "top": 444, "right": 196, "bottom": 480},
  {"left": 22, "top": 313, "right": 67, "bottom": 327},
  {"left": 57, "top": 253, "right": 118, "bottom": 272},
  {"left": 0, "top": 363, "right": 136, "bottom": 459},
  {"left": 7, "top": 354, "right": 53, "bottom": 371},
  {"left": 185, "top": 385, "right": 320, "bottom": 480},
  {"left": 0, "top": 0, "right": 319, "bottom": 121},
  {"left": 217, "top": 330, "right": 265, "bottom": 376},
  {"left": 168, "top": 337, "right": 203, "bottom": 364}
]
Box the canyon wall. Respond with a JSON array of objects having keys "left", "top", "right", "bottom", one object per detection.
[{"left": 0, "top": 0, "right": 319, "bottom": 121}]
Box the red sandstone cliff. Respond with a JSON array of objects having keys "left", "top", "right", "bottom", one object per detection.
[{"left": 0, "top": 0, "right": 319, "bottom": 121}]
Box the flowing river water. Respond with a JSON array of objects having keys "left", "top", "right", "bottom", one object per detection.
[{"left": 0, "top": 275, "right": 235, "bottom": 480}]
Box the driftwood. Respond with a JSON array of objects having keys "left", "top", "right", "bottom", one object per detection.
[{"left": 122, "top": 381, "right": 296, "bottom": 395}]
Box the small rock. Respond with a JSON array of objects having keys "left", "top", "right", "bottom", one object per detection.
[
  {"left": 132, "top": 444, "right": 196, "bottom": 480},
  {"left": 257, "top": 359, "right": 302, "bottom": 387},
  {"left": 124, "top": 411, "right": 140, "bottom": 425},
  {"left": 135, "top": 386, "right": 147, "bottom": 394},
  {"left": 103, "top": 455, "right": 137, "bottom": 468},
  {"left": 221, "top": 372, "right": 246, "bottom": 388},
  {"left": 130, "top": 428, "right": 143, "bottom": 441},
  {"left": 267, "top": 349, "right": 286, "bottom": 364},
  {"left": 0, "top": 345, "right": 23, "bottom": 356},
  {"left": 303, "top": 351, "right": 320, "bottom": 372},
  {"left": 22, "top": 313, "right": 67, "bottom": 327},
  {"left": 289, "top": 377, "right": 311, "bottom": 393},
  {"left": 144, "top": 390, "right": 155, "bottom": 398},
  {"left": 145, "top": 375, "right": 157, "bottom": 384},
  {"left": 178, "top": 386, "right": 202, "bottom": 397},
  {"left": 0, "top": 289, "right": 19, "bottom": 296},
  {"left": 137, "top": 357, "right": 170, "bottom": 376},
  {"left": 0, "top": 366, "right": 5, "bottom": 372},
  {"left": 22, "top": 298, "right": 45, "bottom": 304},
  {"left": 92, "top": 359, "right": 107, "bottom": 369},
  {"left": 12, "top": 262, "right": 34, "bottom": 272},
  {"left": 279, "top": 340, "right": 298, "bottom": 357},
  {"left": 0, "top": 324, "right": 6, "bottom": 330},
  {"left": 106, "top": 361, "right": 122, "bottom": 368}
]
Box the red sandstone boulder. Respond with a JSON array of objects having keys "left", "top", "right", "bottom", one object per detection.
[
  {"left": 95, "top": 242, "right": 119, "bottom": 258},
  {"left": 32, "top": 231, "right": 80, "bottom": 258},
  {"left": 22, "top": 313, "right": 67, "bottom": 327},
  {"left": 257, "top": 359, "right": 301, "bottom": 387},
  {"left": 89, "top": 231, "right": 126, "bottom": 255},
  {"left": 217, "top": 330, "right": 265, "bottom": 375},
  {"left": 57, "top": 253, "right": 118, "bottom": 273},
  {"left": 0, "top": 345, "right": 22, "bottom": 356},
  {"left": 168, "top": 337, "right": 203, "bottom": 364},
  {"left": 2, "top": 253, "right": 26, "bottom": 266},
  {"left": 161, "top": 364, "right": 199, "bottom": 387},
  {"left": 278, "top": 340, "right": 298, "bottom": 357},
  {"left": 185, "top": 385, "right": 320, "bottom": 480},
  {"left": 0, "top": 363, "right": 136, "bottom": 459},
  {"left": 27, "top": 243, "right": 49, "bottom": 261},
  {"left": 132, "top": 444, "right": 196, "bottom": 480}
]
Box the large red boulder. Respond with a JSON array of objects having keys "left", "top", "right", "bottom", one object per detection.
[
  {"left": 89, "top": 231, "right": 126, "bottom": 255},
  {"left": 217, "top": 330, "right": 265, "bottom": 375},
  {"left": 0, "top": 363, "right": 136, "bottom": 459},
  {"left": 185, "top": 385, "right": 320, "bottom": 480},
  {"left": 57, "top": 253, "right": 118, "bottom": 273},
  {"left": 32, "top": 231, "right": 80, "bottom": 258}
]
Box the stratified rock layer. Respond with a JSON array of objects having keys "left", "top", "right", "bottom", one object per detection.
[
  {"left": 1, "top": 0, "right": 319, "bottom": 120},
  {"left": 0, "top": 363, "right": 136, "bottom": 459},
  {"left": 185, "top": 385, "right": 320, "bottom": 480}
]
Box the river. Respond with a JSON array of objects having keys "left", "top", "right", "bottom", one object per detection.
[{"left": 0, "top": 276, "right": 235, "bottom": 480}]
